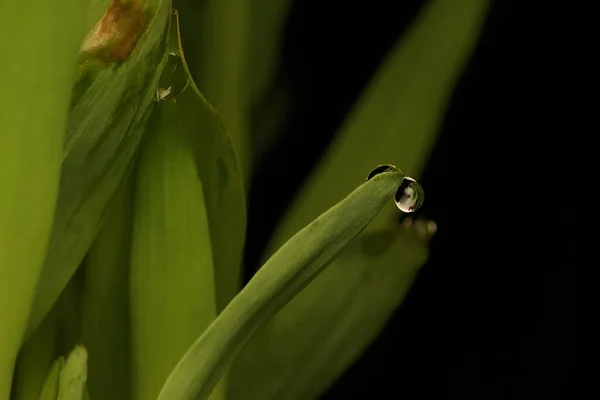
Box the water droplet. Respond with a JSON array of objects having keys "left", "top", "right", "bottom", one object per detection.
[
  {"left": 394, "top": 177, "right": 424, "bottom": 213},
  {"left": 156, "top": 52, "right": 189, "bottom": 102},
  {"left": 366, "top": 164, "right": 401, "bottom": 181}
]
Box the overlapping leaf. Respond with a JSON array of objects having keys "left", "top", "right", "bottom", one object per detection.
[
  {"left": 26, "top": 0, "right": 173, "bottom": 336},
  {"left": 229, "top": 1, "right": 490, "bottom": 399},
  {"left": 157, "top": 170, "right": 404, "bottom": 400}
]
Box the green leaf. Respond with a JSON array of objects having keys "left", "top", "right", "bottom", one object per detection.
[
  {"left": 0, "top": 0, "right": 87, "bottom": 396},
  {"left": 243, "top": 0, "right": 293, "bottom": 108},
  {"left": 12, "top": 309, "right": 60, "bottom": 400},
  {"left": 157, "top": 169, "right": 404, "bottom": 400},
  {"left": 174, "top": 0, "right": 251, "bottom": 180},
  {"left": 80, "top": 171, "right": 135, "bottom": 400},
  {"left": 129, "top": 76, "right": 219, "bottom": 400},
  {"left": 266, "top": 0, "right": 490, "bottom": 255},
  {"left": 55, "top": 266, "right": 86, "bottom": 358},
  {"left": 57, "top": 346, "right": 87, "bottom": 400},
  {"left": 174, "top": 15, "right": 247, "bottom": 312},
  {"left": 25, "top": 0, "right": 173, "bottom": 337},
  {"left": 228, "top": 225, "right": 431, "bottom": 400},
  {"left": 242, "top": 1, "right": 490, "bottom": 398},
  {"left": 38, "top": 357, "right": 65, "bottom": 400}
]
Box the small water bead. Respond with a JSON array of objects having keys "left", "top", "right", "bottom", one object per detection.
[
  {"left": 395, "top": 177, "right": 424, "bottom": 213},
  {"left": 156, "top": 51, "right": 189, "bottom": 101}
]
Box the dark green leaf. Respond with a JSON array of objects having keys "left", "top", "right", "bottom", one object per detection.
[
  {"left": 80, "top": 171, "right": 135, "bottom": 400},
  {"left": 26, "top": 0, "right": 173, "bottom": 336},
  {"left": 174, "top": 15, "right": 247, "bottom": 311},
  {"left": 228, "top": 225, "right": 430, "bottom": 400},
  {"left": 157, "top": 169, "right": 404, "bottom": 400}
]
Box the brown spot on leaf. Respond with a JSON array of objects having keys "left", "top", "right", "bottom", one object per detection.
[{"left": 81, "top": 0, "right": 146, "bottom": 62}]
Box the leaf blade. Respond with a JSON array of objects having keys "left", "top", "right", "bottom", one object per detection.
[
  {"left": 174, "top": 14, "right": 247, "bottom": 312},
  {"left": 229, "top": 226, "right": 430, "bottom": 400},
  {"left": 80, "top": 171, "right": 135, "bottom": 400},
  {"left": 57, "top": 346, "right": 87, "bottom": 400},
  {"left": 38, "top": 357, "right": 65, "bottom": 400},
  {"left": 26, "top": 0, "right": 173, "bottom": 337},
  {"left": 129, "top": 84, "right": 218, "bottom": 400},
  {"left": 0, "top": 0, "right": 87, "bottom": 395},
  {"left": 157, "top": 170, "right": 404, "bottom": 400},
  {"left": 266, "top": 0, "right": 490, "bottom": 255}
]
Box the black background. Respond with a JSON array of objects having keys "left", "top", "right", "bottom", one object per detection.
[{"left": 244, "top": 1, "right": 576, "bottom": 398}]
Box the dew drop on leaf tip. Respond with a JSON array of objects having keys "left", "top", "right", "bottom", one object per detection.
[
  {"left": 366, "top": 164, "right": 424, "bottom": 213},
  {"left": 395, "top": 177, "right": 424, "bottom": 213},
  {"left": 156, "top": 51, "right": 189, "bottom": 102}
]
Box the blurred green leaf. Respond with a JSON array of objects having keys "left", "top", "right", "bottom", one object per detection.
[
  {"left": 250, "top": 76, "right": 292, "bottom": 165},
  {"left": 80, "top": 171, "right": 135, "bottom": 400},
  {"left": 55, "top": 266, "right": 86, "bottom": 359},
  {"left": 174, "top": 16, "right": 247, "bottom": 312},
  {"left": 25, "top": 0, "right": 173, "bottom": 337},
  {"left": 228, "top": 225, "right": 430, "bottom": 400},
  {"left": 38, "top": 357, "right": 65, "bottom": 400},
  {"left": 266, "top": 0, "right": 490, "bottom": 253},
  {"left": 85, "top": 0, "right": 112, "bottom": 32},
  {"left": 244, "top": 0, "right": 292, "bottom": 107},
  {"left": 157, "top": 170, "right": 404, "bottom": 400},
  {"left": 57, "top": 346, "right": 87, "bottom": 400},
  {"left": 12, "top": 309, "right": 60, "bottom": 400},
  {"left": 0, "top": 0, "right": 87, "bottom": 395},
  {"left": 129, "top": 73, "right": 219, "bottom": 400},
  {"left": 174, "top": 0, "right": 291, "bottom": 181},
  {"left": 243, "top": 0, "right": 489, "bottom": 398},
  {"left": 174, "top": 0, "right": 251, "bottom": 180}
]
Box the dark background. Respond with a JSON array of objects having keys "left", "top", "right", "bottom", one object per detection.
[{"left": 245, "top": 1, "right": 576, "bottom": 398}]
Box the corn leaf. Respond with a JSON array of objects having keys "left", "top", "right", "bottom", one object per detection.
[
  {"left": 25, "top": 0, "right": 173, "bottom": 336},
  {"left": 157, "top": 169, "right": 404, "bottom": 400},
  {"left": 0, "top": 1, "right": 87, "bottom": 396}
]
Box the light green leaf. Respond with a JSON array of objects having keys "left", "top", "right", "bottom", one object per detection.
[
  {"left": 85, "top": 0, "right": 112, "bottom": 32},
  {"left": 57, "top": 346, "right": 87, "bottom": 400},
  {"left": 26, "top": 0, "right": 173, "bottom": 337},
  {"left": 129, "top": 75, "right": 218, "bottom": 400},
  {"left": 173, "top": 15, "right": 247, "bottom": 312},
  {"left": 157, "top": 169, "right": 404, "bottom": 400},
  {"left": 228, "top": 225, "right": 431, "bottom": 400},
  {"left": 38, "top": 357, "right": 65, "bottom": 400},
  {"left": 0, "top": 0, "right": 87, "bottom": 396},
  {"left": 80, "top": 171, "right": 134, "bottom": 400}
]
